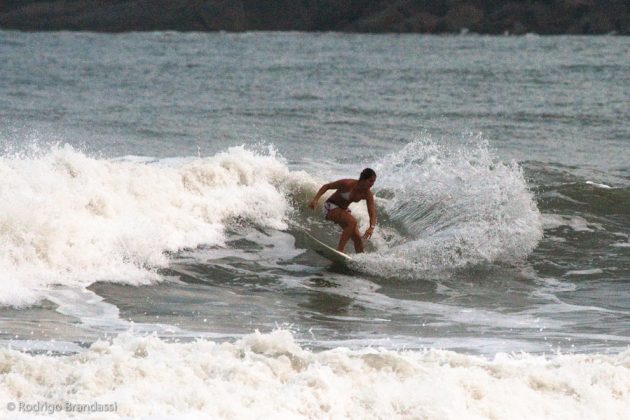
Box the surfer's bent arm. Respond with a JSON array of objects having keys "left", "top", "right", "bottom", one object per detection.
[
  {"left": 308, "top": 180, "right": 348, "bottom": 209},
  {"left": 363, "top": 192, "right": 377, "bottom": 239}
]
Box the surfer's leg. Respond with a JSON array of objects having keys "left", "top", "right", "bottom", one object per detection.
[
  {"left": 351, "top": 228, "right": 364, "bottom": 253},
  {"left": 327, "top": 209, "right": 358, "bottom": 252},
  {"left": 337, "top": 217, "right": 356, "bottom": 252}
]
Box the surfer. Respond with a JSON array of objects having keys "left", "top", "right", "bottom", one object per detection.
[{"left": 308, "top": 168, "right": 377, "bottom": 253}]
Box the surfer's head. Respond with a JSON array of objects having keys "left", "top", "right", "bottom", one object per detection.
[{"left": 359, "top": 168, "right": 376, "bottom": 188}]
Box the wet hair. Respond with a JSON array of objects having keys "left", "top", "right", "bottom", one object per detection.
[{"left": 359, "top": 168, "right": 376, "bottom": 181}]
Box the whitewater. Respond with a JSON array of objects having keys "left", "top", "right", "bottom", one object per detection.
[{"left": 0, "top": 139, "right": 542, "bottom": 306}]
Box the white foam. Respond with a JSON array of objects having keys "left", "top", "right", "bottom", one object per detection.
[
  {"left": 565, "top": 269, "right": 604, "bottom": 276},
  {"left": 45, "top": 287, "right": 129, "bottom": 332},
  {"left": 586, "top": 181, "right": 612, "bottom": 189},
  {"left": 0, "top": 339, "right": 83, "bottom": 354},
  {"left": 542, "top": 214, "right": 600, "bottom": 232},
  {"left": 0, "top": 330, "right": 628, "bottom": 419},
  {"left": 610, "top": 232, "right": 630, "bottom": 248},
  {"left": 0, "top": 144, "right": 315, "bottom": 307}
]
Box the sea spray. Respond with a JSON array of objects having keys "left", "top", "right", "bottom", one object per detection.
[{"left": 354, "top": 135, "right": 543, "bottom": 276}]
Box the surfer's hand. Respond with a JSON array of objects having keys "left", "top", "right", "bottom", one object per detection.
[
  {"left": 308, "top": 199, "right": 317, "bottom": 209},
  {"left": 363, "top": 226, "right": 374, "bottom": 240}
]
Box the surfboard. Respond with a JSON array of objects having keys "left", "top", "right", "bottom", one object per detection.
[{"left": 301, "top": 230, "right": 352, "bottom": 265}]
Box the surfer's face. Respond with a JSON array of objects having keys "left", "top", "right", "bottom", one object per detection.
[{"left": 362, "top": 175, "right": 376, "bottom": 188}]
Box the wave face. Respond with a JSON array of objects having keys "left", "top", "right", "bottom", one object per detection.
[
  {"left": 0, "top": 144, "right": 313, "bottom": 307},
  {"left": 355, "top": 136, "right": 543, "bottom": 276},
  {"left": 0, "top": 330, "right": 628, "bottom": 419}
]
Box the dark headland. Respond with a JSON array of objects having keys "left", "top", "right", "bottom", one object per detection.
[{"left": 0, "top": 0, "right": 628, "bottom": 34}]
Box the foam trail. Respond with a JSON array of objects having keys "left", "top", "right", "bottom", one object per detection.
[
  {"left": 0, "top": 330, "right": 628, "bottom": 419},
  {"left": 45, "top": 287, "right": 129, "bottom": 332}
]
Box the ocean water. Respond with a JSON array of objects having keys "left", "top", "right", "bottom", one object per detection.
[{"left": 0, "top": 31, "right": 629, "bottom": 418}]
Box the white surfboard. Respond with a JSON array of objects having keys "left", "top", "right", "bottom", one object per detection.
[{"left": 301, "top": 230, "right": 352, "bottom": 265}]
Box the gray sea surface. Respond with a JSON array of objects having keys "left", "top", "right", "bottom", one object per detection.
[{"left": 0, "top": 31, "right": 628, "bottom": 356}]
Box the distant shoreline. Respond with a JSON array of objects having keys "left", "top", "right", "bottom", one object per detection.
[{"left": 1, "top": 0, "right": 628, "bottom": 35}]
